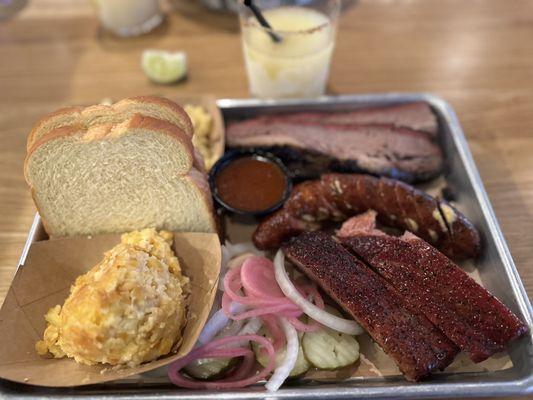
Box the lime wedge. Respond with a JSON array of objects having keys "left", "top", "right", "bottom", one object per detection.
[{"left": 141, "top": 50, "right": 187, "bottom": 84}]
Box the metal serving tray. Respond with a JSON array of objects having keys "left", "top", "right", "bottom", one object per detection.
[{"left": 1, "top": 93, "right": 531, "bottom": 399}]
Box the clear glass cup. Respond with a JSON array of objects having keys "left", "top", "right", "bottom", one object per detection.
[
  {"left": 93, "top": 0, "right": 164, "bottom": 37},
  {"left": 238, "top": 0, "right": 340, "bottom": 99},
  {"left": 0, "top": 0, "right": 27, "bottom": 21}
]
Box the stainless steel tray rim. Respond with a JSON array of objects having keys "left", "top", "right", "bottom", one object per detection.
[
  {"left": 4, "top": 93, "right": 532, "bottom": 399},
  {"left": 425, "top": 95, "right": 533, "bottom": 326}
]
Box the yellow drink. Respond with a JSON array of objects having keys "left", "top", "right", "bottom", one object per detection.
[{"left": 241, "top": 6, "right": 337, "bottom": 99}]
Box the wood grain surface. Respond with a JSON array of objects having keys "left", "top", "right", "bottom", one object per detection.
[{"left": 0, "top": 0, "right": 531, "bottom": 398}]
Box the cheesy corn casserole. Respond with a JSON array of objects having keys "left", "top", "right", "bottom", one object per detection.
[{"left": 36, "top": 229, "right": 189, "bottom": 367}]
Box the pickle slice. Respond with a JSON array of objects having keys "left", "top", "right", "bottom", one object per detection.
[
  {"left": 302, "top": 327, "right": 359, "bottom": 370},
  {"left": 302, "top": 306, "right": 360, "bottom": 370},
  {"left": 183, "top": 357, "right": 235, "bottom": 380},
  {"left": 252, "top": 329, "right": 310, "bottom": 377}
]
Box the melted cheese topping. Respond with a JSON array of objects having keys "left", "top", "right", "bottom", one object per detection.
[{"left": 36, "top": 228, "right": 189, "bottom": 367}]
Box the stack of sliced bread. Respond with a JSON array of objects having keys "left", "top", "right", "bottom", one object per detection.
[{"left": 25, "top": 96, "right": 217, "bottom": 237}]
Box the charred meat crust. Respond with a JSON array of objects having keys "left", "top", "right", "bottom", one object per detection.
[
  {"left": 253, "top": 174, "right": 481, "bottom": 260},
  {"left": 251, "top": 209, "right": 316, "bottom": 251},
  {"left": 436, "top": 200, "right": 482, "bottom": 261},
  {"left": 340, "top": 234, "right": 528, "bottom": 362},
  {"left": 226, "top": 103, "right": 441, "bottom": 183},
  {"left": 283, "top": 232, "right": 458, "bottom": 381},
  {"left": 230, "top": 102, "right": 438, "bottom": 137},
  {"left": 228, "top": 145, "right": 442, "bottom": 183}
]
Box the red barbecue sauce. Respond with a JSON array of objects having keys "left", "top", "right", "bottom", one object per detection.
[{"left": 215, "top": 157, "right": 287, "bottom": 212}]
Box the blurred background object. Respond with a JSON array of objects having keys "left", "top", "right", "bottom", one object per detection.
[
  {"left": 93, "top": 0, "right": 164, "bottom": 37},
  {"left": 201, "top": 0, "right": 240, "bottom": 13},
  {"left": 0, "top": 0, "right": 27, "bottom": 20}
]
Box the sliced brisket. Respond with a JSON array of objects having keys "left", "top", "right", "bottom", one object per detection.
[
  {"left": 226, "top": 121, "right": 443, "bottom": 182},
  {"left": 230, "top": 102, "right": 438, "bottom": 137},
  {"left": 283, "top": 232, "right": 458, "bottom": 381}
]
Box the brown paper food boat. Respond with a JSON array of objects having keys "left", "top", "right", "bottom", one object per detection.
[{"left": 0, "top": 232, "right": 221, "bottom": 387}]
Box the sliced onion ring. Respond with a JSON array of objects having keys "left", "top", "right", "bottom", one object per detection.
[
  {"left": 198, "top": 302, "right": 246, "bottom": 345},
  {"left": 265, "top": 317, "right": 299, "bottom": 392},
  {"left": 274, "top": 250, "right": 364, "bottom": 335}
]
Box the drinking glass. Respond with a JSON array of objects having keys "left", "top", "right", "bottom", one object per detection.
[
  {"left": 93, "top": 0, "right": 163, "bottom": 37},
  {"left": 238, "top": 0, "right": 341, "bottom": 99},
  {"left": 0, "top": 0, "right": 27, "bottom": 20}
]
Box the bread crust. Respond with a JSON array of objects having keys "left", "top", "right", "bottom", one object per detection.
[
  {"left": 24, "top": 115, "right": 194, "bottom": 182},
  {"left": 27, "top": 106, "right": 84, "bottom": 151},
  {"left": 26, "top": 96, "right": 194, "bottom": 151},
  {"left": 119, "top": 96, "right": 193, "bottom": 136},
  {"left": 182, "top": 170, "right": 218, "bottom": 233}
]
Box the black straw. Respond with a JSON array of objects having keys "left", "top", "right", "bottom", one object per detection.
[{"left": 244, "top": 0, "right": 282, "bottom": 43}]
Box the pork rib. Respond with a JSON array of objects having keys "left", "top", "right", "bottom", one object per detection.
[
  {"left": 339, "top": 216, "right": 528, "bottom": 362},
  {"left": 283, "top": 232, "right": 458, "bottom": 381}
]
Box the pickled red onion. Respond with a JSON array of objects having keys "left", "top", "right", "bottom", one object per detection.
[
  {"left": 286, "top": 316, "right": 320, "bottom": 332},
  {"left": 224, "top": 300, "right": 302, "bottom": 320},
  {"left": 176, "top": 250, "right": 350, "bottom": 392},
  {"left": 224, "top": 266, "right": 296, "bottom": 307},
  {"left": 261, "top": 314, "right": 285, "bottom": 351},
  {"left": 241, "top": 256, "right": 285, "bottom": 298},
  {"left": 168, "top": 334, "right": 275, "bottom": 389},
  {"left": 220, "top": 242, "right": 262, "bottom": 291},
  {"left": 222, "top": 352, "right": 256, "bottom": 382},
  {"left": 285, "top": 282, "right": 324, "bottom": 332}
]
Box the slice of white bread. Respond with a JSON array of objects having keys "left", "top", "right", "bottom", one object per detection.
[
  {"left": 25, "top": 114, "right": 216, "bottom": 237},
  {"left": 27, "top": 96, "right": 194, "bottom": 151}
]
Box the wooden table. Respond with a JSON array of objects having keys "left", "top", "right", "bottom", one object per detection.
[{"left": 0, "top": 0, "right": 531, "bottom": 398}]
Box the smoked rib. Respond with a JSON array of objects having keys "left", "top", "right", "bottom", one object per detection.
[
  {"left": 283, "top": 232, "right": 458, "bottom": 381},
  {"left": 340, "top": 232, "right": 528, "bottom": 362}
]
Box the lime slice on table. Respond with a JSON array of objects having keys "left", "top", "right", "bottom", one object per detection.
[{"left": 142, "top": 50, "right": 187, "bottom": 84}]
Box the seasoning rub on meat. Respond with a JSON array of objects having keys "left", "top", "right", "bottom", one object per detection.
[
  {"left": 254, "top": 174, "right": 480, "bottom": 260},
  {"left": 283, "top": 232, "right": 459, "bottom": 381},
  {"left": 339, "top": 212, "right": 528, "bottom": 362}
]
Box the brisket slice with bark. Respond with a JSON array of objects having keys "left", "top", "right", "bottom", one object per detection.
[
  {"left": 230, "top": 102, "right": 438, "bottom": 137},
  {"left": 338, "top": 212, "right": 528, "bottom": 362},
  {"left": 283, "top": 231, "right": 458, "bottom": 381},
  {"left": 284, "top": 102, "right": 438, "bottom": 137},
  {"left": 226, "top": 121, "right": 443, "bottom": 183}
]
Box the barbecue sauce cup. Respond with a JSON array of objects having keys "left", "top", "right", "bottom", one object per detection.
[{"left": 209, "top": 150, "right": 292, "bottom": 219}]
